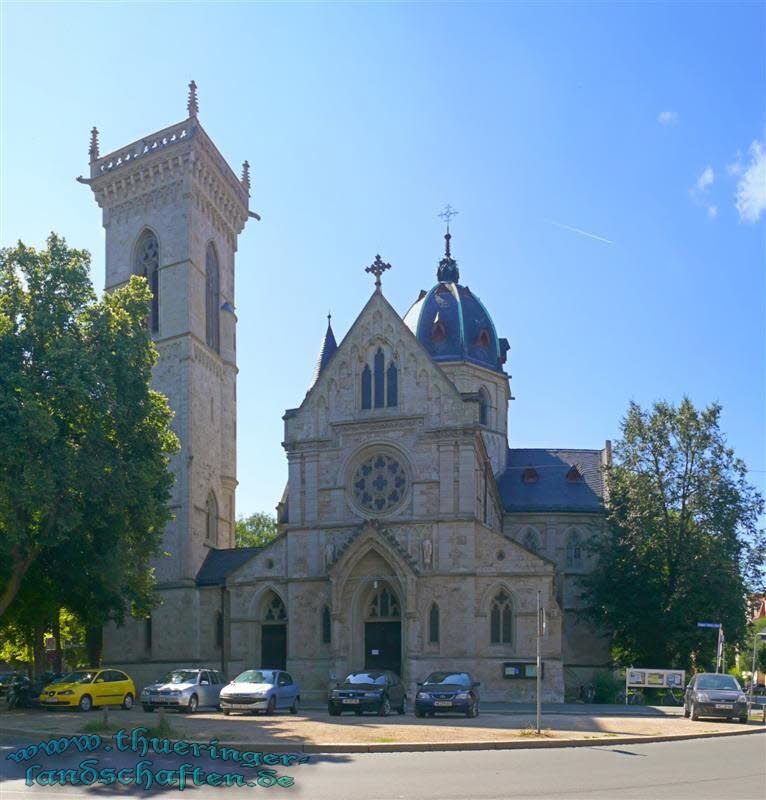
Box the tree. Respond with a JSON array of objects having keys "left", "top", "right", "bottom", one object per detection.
[
  {"left": 0, "top": 235, "right": 179, "bottom": 627},
  {"left": 235, "top": 512, "right": 278, "bottom": 548},
  {"left": 584, "top": 398, "right": 764, "bottom": 671}
]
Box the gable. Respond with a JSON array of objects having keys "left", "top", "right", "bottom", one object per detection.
[{"left": 285, "top": 290, "right": 468, "bottom": 442}]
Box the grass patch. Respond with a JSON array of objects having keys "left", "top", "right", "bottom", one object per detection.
[
  {"left": 145, "top": 709, "right": 183, "bottom": 739},
  {"left": 79, "top": 719, "right": 123, "bottom": 734},
  {"left": 371, "top": 737, "right": 397, "bottom": 743},
  {"left": 518, "top": 725, "right": 555, "bottom": 738}
]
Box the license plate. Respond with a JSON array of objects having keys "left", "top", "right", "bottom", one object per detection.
[
  {"left": 151, "top": 696, "right": 162, "bottom": 702},
  {"left": 434, "top": 700, "right": 453, "bottom": 707},
  {"left": 715, "top": 703, "right": 733, "bottom": 709},
  {"left": 342, "top": 698, "right": 360, "bottom": 704},
  {"left": 231, "top": 703, "right": 254, "bottom": 709}
]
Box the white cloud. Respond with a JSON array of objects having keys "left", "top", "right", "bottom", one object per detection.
[
  {"left": 734, "top": 139, "right": 766, "bottom": 223},
  {"left": 696, "top": 166, "right": 714, "bottom": 192},
  {"left": 707, "top": 205, "right": 718, "bottom": 219},
  {"left": 657, "top": 110, "right": 679, "bottom": 126}
]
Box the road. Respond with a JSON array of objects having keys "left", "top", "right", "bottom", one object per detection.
[{"left": 1, "top": 731, "right": 764, "bottom": 800}]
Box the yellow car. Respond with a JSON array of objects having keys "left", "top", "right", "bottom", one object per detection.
[{"left": 39, "top": 668, "right": 136, "bottom": 712}]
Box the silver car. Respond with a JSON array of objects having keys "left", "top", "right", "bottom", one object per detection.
[
  {"left": 140, "top": 668, "right": 225, "bottom": 713},
  {"left": 219, "top": 669, "right": 300, "bottom": 715}
]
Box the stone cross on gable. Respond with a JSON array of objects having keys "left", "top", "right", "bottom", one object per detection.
[{"left": 365, "top": 254, "right": 392, "bottom": 289}]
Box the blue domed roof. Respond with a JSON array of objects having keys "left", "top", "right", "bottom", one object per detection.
[{"left": 403, "top": 233, "right": 508, "bottom": 372}]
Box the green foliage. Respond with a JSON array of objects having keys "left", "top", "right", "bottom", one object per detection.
[
  {"left": 592, "top": 671, "right": 623, "bottom": 704},
  {"left": 235, "top": 511, "right": 278, "bottom": 549},
  {"left": 583, "top": 398, "right": 765, "bottom": 672},
  {"left": 0, "top": 234, "right": 179, "bottom": 646}
]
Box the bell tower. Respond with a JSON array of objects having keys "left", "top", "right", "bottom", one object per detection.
[{"left": 82, "top": 82, "right": 255, "bottom": 585}]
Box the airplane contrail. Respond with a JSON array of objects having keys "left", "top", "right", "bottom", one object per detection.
[{"left": 543, "top": 219, "right": 613, "bottom": 244}]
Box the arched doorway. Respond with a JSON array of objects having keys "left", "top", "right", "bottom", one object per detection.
[
  {"left": 261, "top": 591, "right": 287, "bottom": 670},
  {"left": 364, "top": 582, "right": 401, "bottom": 675}
]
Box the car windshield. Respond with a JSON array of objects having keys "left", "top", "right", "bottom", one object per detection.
[
  {"left": 59, "top": 671, "right": 96, "bottom": 684},
  {"left": 161, "top": 670, "right": 199, "bottom": 684},
  {"left": 696, "top": 675, "right": 740, "bottom": 691},
  {"left": 233, "top": 670, "right": 275, "bottom": 685},
  {"left": 345, "top": 672, "right": 386, "bottom": 685},
  {"left": 423, "top": 672, "right": 470, "bottom": 686}
]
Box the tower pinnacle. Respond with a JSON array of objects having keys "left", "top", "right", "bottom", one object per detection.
[
  {"left": 187, "top": 80, "right": 199, "bottom": 118},
  {"left": 88, "top": 127, "right": 100, "bottom": 162}
]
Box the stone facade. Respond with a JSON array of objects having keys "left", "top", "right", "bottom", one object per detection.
[{"left": 93, "top": 97, "right": 610, "bottom": 700}]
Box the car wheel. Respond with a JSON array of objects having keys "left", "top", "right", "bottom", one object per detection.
[
  {"left": 185, "top": 694, "right": 198, "bottom": 714},
  {"left": 121, "top": 693, "right": 134, "bottom": 710},
  {"left": 466, "top": 701, "right": 478, "bottom": 718},
  {"left": 266, "top": 696, "right": 276, "bottom": 716},
  {"left": 290, "top": 697, "right": 299, "bottom": 715},
  {"left": 738, "top": 714, "right": 748, "bottom": 724},
  {"left": 683, "top": 703, "right": 689, "bottom": 718},
  {"left": 378, "top": 696, "right": 391, "bottom": 717},
  {"left": 78, "top": 694, "right": 92, "bottom": 713},
  {"left": 414, "top": 708, "right": 424, "bottom": 718},
  {"left": 398, "top": 696, "right": 407, "bottom": 715},
  {"left": 690, "top": 702, "right": 700, "bottom": 721},
  {"left": 223, "top": 709, "right": 230, "bottom": 716},
  {"left": 142, "top": 704, "right": 154, "bottom": 712},
  {"left": 328, "top": 706, "right": 340, "bottom": 716},
  {"left": 354, "top": 709, "right": 363, "bottom": 715}
]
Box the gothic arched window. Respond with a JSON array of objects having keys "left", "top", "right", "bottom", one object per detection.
[
  {"left": 321, "top": 606, "right": 331, "bottom": 644},
  {"left": 263, "top": 591, "right": 287, "bottom": 622},
  {"left": 374, "top": 348, "right": 385, "bottom": 408},
  {"left": 386, "top": 362, "right": 398, "bottom": 407},
  {"left": 361, "top": 364, "right": 372, "bottom": 409},
  {"left": 367, "top": 584, "right": 401, "bottom": 619},
  {"left": 134, "top": 229, "right": 159, "bottom": 332},
  {"left": 490, "top": 590, "right": 513, "bottom": 644},
  {"left": 478, "top": 387, "right": 489, "bottom": 426},
  {"left": 205, "top": 243, "right": 220, "bottom": 353},
  {"left": 206, "top": 491, "right": 218, "bottom": 544},
  {"left": 566, "top": 530, "right": 582, "bottom": 568},
  {"left": 428, "top": 603, "right": 440, "bottom": 644},
  {"left": 523, "top": 528, "right": 540, "bottom": 552}
]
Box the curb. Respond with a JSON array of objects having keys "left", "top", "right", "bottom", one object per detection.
[{"left": 3, "top": 724, "right": 764, "bottom": 754}]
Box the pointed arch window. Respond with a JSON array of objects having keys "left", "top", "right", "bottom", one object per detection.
[
  {"left": 566, "top": 530, "right": 582, "bottom": 568},
  {"left": 490, "top": 590, "right": 513, "bottom": 644},
  {"left": 478, "top": 387, "right": 489, "bottom": 426},
  {"left": 206, "top": 491, "right": 218, "bottom": 544},
  {"left": 361, "top": 365, "right": 372, "bottom": 409},
  {"left": 263, "top": 592, "right": 287, "bottom": 622},
  {"left": 386, "top": 362, "right": 398, "bottom": 407},
  {"left": 321, "top": 606, "right": 331, "bottom": 644},
  {"left": 374, "top": 348, "right": 385, "bottom": 408},
  {"left": 205, "top": 243, "right": 221, "bottom": 353},
  {"left": 367, "top": 585, "right": 400, "bottom": 619},
  {"left": 428, "top": 603, "right": 440, "bottom": 644},
  {"left": 522, "top": 528, "right": 540, "bottom": 552},
  {"left": 134, "top": 229, "right": 159, "bottom": 332}
]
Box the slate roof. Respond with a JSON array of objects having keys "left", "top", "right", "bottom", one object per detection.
[
  {"left": 308, "top": 318, "right": 337, "bottom": 389},
  {"left": 498, "top": 448, "right": 605, "bottom": 513},
  {"left": 195, "top": 546, "right": 262, "bottom": 586}
]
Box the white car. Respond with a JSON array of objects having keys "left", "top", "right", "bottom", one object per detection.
[
  {"left": 219, "top": 669, "right": 300, "bottom": 715},
  {"left": 140, "top": 668, "right": 225, "bottom": 713}
]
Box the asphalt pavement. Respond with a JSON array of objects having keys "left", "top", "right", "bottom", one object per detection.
[{"left": 1, "top": 729, "right": 764, "bottom": 800}]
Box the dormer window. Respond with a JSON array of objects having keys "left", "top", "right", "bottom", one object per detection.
[
  {"left": 522, "top": 468, "right": 539, "bottom": 484},
  {"left": 566, "top": 465, "right": 582, "bottom": 483},
  {"left": 476, "top": 329, "right": 491, "bottom": 348},
  {"left": 431, "top": 316, "right": 447, "bottom": 344}
]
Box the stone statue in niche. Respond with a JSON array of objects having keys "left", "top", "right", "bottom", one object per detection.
[
  {"left": 324, "top": 539, "right": 335, "bottom": 568},
  {"left": 422, "top": 537, "right": 433, "bottom": 568}
]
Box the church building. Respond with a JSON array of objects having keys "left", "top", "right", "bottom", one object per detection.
[{"left": 86, "top": 86, "right": 611, "bottom": 702}]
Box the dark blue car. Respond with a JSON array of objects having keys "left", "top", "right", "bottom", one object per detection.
[{"left": 414, "top": 671, "right": 480, "bottom": 718}]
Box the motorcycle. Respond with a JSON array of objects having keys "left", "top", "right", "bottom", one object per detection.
[{"left": 6, "top": 672, "right": 61, "bottom": 710}]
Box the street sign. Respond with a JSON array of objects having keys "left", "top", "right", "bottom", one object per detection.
[{"left": 697, "top": 622, "right": 721, "bottom": 628}]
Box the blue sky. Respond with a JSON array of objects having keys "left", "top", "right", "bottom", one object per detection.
[{"left": 2, "top": 1, "right": 764, "bottom": 519}]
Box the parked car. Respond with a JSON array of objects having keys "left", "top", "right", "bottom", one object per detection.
[
  {"left": 140, "top": 668, "right": 225, "bottom": 713},
  {"left": 684, "top": 673, "right": 748, "bottom": 723},
  {"left": 414, "top": 671, "right": 481, "bottom": 718},
  {"left": 39, "top": 668, "right": 136, "bottom": 712},
  {"left": 328, "top": 670, "right": 406, "bottom": 716},
  {"left": 219, "top": 669, "right": 300, "bottom": 715}
]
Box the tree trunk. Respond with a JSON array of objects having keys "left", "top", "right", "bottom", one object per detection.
[
  {"left": 85, "top": 625, "right": 103, "bottom": 667},
  {"left": 33, "top": 624, "right": 46, "bottom": 678},
  {"left": 53, "top": 610, "right": 63, "bottom": 673}
]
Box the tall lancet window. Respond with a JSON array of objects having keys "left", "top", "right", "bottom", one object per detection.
[
  {"left": 206, "top": 243, "right": 221, "bottom": 353},
  {"left": 386, "top": 362, "right": 398, "bottom": 407},
  {"left": 361, "top": 365, "right": 372, "bottom": 409},
  {"left": 373, "top": 348, "right": 385, "bottom": 408},
  {"left": 135, "top": 229, "right": 159, "bottom": 332}
]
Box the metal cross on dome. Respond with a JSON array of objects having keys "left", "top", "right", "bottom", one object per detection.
[
  {"left": 438, "top": 204, "right": 459, "bottom": 229},
  {"left": 365, "top": 254, "right": 392, "bottom": 289}
]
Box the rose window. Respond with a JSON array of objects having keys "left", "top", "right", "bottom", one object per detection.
[{"left": 352, "top": 453, "right": 408, "bottom": 513}]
